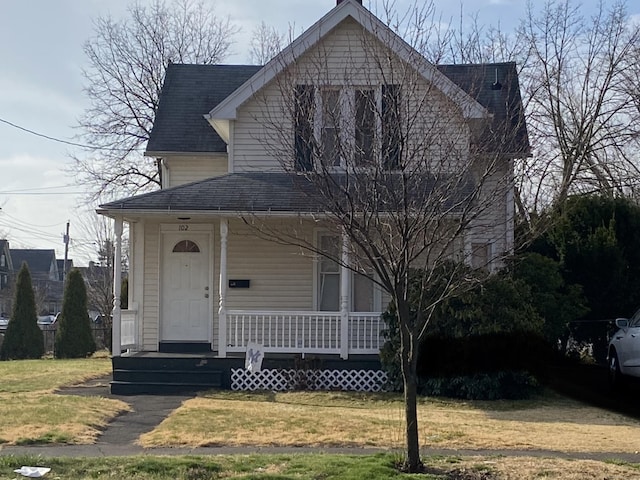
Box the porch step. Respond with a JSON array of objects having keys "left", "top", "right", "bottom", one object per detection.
[
  {"left": 110, "top": 380, "right": 220, "bottom": 395},
  {"left": 111, "top": 355, "right": 227, "bottom": 395},
  {"left": 113, "top": 368, "right": 222, "bottom": 385},
  {"left": 159, "top": 341, "right": 212, "bottom": 353}
]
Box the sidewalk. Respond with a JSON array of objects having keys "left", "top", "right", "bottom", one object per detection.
[{"left": 0, "top": 375, "right": 639, "bottom": 464}]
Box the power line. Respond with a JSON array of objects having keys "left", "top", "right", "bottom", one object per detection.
[{"left": 0, "top": 116, "right": 136, "bottom": 152}]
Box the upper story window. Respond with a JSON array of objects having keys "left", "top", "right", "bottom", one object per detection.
[
  {"left": 295, "top": 84, "right": 401, "bottom": 171},
  {"left": 0, "top": 254, "right": 5, "bottom": 268}
]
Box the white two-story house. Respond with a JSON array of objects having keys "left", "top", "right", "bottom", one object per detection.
[{"left": 99, "top": 0, "right": 529, "bottom": 394}]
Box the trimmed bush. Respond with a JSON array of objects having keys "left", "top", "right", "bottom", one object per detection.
[
  {"left": 55, "top": 269, "right": 96, "bottom": 358},
  {"left": 421, "top": 371, "right": 541, "bottom": 400},
  {"left": 0, "top": 263, "right": 44, "bottom": 360}
]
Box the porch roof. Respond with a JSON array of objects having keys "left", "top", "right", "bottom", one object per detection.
[{"left": 98, "top": 172, "right": 473, "bottom": 216}]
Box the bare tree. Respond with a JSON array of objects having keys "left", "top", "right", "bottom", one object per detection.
[
  {"left": 249, "top": 21, "right": 284, "bottom": 65},
  {"left": 515, "top": 0, "right": 640, "bottom": 216},
  {"left": 74, "top": 0, "right": 239, "bottom": 200},
  {"left": 232, "top": 8, "right": 527, "bottom": 471},
  {"left": 78, "top": 215, "right": 127, "bottom": 327}
]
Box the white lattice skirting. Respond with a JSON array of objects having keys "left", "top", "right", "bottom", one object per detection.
[{"left": 231, "top": 368, "right": 388, "bottom": 392}]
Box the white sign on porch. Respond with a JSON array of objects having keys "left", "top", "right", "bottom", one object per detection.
[{"left": 245, "top": 342, "right": 264, "bottom": 372}]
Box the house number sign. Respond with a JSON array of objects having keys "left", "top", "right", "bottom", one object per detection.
[{"left": 178, "top": 224, "right": 189, "bottom": 231}]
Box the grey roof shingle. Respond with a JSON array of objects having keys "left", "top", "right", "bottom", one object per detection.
[
  {"left": 100, "top": 172, "right": 473, "bottom": 214},
  {"left": 436, "top": 62, "right": 529, "bottom": 155},
  {"left": 146, "top": 64, "right": 262, "bottom": 154}
]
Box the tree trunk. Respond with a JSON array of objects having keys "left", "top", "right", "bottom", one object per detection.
[
  {"left": 398, "top": 300, "right": 422, "bottom": 473},
  {"left": 402, "top": 352, "right": 422, "bottom": 472}
]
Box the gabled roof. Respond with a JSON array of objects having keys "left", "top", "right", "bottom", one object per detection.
[
  {"left": 144, "top": 61, "right": 528, "bottom": 157},
  {"left": 99, "top": 172, "right": 473, "bottom": 215},
  {"left": 206, "top": 0, "right": 487, "bottom": 124},
  {"left": 56, "top": 259, "right": 73, "bottom": 281},
  {"left": 146, "top": 64, "right": 262, "bottom": 155},
  {"left": 11, "top": 249, "right": 57, "bottom": 275}
]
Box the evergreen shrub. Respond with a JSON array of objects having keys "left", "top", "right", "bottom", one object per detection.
[
  {"left": 0, "top": 263, "right": 44, "bottom": 360},
  {"left": 55, "top": 269, "right": 96, "bottom": 358}
]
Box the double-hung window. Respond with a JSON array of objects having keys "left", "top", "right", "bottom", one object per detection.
[
  {"left": 316, "top": 233, "right": 381, "bottom": 312},
  {"left": 295, "top": 84, "right": 401, "bottom": 171},
  {"left": 320, "top": 88, "right": 342, "bottom": 167},
  {"left": 317, "top": 234, "right": 340, "bottom": 311}
]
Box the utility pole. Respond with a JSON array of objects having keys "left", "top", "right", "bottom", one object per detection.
[{"left": 63, "top": 221, "right": 70, "bottom": 279}]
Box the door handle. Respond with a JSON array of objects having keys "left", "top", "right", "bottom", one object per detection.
[{"left": 204, "top": 294, "right": 209, "bottom": 298}]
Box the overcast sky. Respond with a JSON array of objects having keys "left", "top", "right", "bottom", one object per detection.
[{"left": 0, "top": 0, "right": 623, "bottom": 266}]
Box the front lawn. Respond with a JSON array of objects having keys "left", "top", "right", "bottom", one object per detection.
[
  {"left": 0, "top": 355, "right": 129, "bottom": 445},
  {"left": 140, "top": 390, "right": 640, "bottom": 454}
]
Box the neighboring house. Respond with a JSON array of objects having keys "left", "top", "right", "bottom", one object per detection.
[
  {"left": 77, "top": 261, "right": 114, "bottom": 320},
  {"left": 98, "top": 0, "right": 529, "bottom": 393},
  {"left": 0, "top": 240, "right": 13, "bottom": 316},
  {"left": 10, "top": 249, "right": 63, "bottom": 315},
  {"left": 57, "top": 259, "right": 74, "bottom": 282}
]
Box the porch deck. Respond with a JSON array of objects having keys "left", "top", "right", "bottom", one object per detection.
[{"left": 113, "top": 309, "right": 386, "bottom": 394}]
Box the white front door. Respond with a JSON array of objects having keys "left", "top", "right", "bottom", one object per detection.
[{"left": 161, "top": 233, "right": 211, "bottom": 342}]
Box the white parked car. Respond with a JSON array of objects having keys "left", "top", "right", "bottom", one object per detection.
[{"left": 608, "top": 308, "right": 640, "bottom": 386}]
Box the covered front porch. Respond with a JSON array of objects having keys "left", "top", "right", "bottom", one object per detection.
[{"left": 110, "top": 216, "right": 386, "bottom": 359}]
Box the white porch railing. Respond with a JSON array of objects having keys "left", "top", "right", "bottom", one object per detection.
[
  {"left": 121, "top": 308, "right": 138, "bottom": 349},
  {"left": 226, "top": 310, "right": 384, "bottom": 356}
]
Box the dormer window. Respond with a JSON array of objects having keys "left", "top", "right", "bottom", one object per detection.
[{"left": 295, "top": 84, "right": 401, "bottom": 171}]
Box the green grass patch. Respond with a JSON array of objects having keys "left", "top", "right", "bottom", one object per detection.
[
  {"left": 1, "top": 454, "right": 639, "bottom": 479},
  {"left": 0, "top": 454, "right": 447, "bottom": 480}
]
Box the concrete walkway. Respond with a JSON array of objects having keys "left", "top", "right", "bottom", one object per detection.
[{"left": 1, "top": 375, "right": 639, "bottom": 464}]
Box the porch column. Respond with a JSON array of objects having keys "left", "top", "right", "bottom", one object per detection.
[
  {"left": 112, "top": 216, "right": 123, "bottom": 357},
  {"left": 218, "top": 219, "right": 228, "bottom": 357},
  {"left": 340, "top": 233, "right": 350, "bottom": 360}
]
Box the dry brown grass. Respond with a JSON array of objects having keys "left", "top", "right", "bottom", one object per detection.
[
  {"left": 139, "top": 390, "right": 640, "bottom": 455},
  {"left": 0, "top": 355, "right": 130, "bottom": 445}
]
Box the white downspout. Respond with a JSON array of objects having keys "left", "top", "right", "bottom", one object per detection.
[
  {"left": 340, "top": 232, "right": 350, "bottom": 360},
  {"left": 218, "top": 219, "right": 228, "bottom": 357}
]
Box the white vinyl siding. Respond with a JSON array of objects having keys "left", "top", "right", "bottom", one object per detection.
[
  {"left": 231, "top": 18, "right": 470, "bottom": 173},
  {"left": 142, "top": 223, "right": 160, "bottom": 350},
  {"left": 163, "top": 154, "right": 228, "bottom": 187},
  {"left": 225, "top": 220, "right": 314, "bottom": 310}
]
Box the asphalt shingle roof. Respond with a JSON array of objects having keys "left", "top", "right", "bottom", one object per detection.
[
  {"left": 100, "top": 172, "right": 473, "bottom": 214},
  {"left": 10, "top": 249, "right": 56, "bottom": 274},
  {"left": 146, "top": 64, "right": 262, "bottom": 154},
  {"left": 436, "top": 62, "right": 529, "bottom": 155}
]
